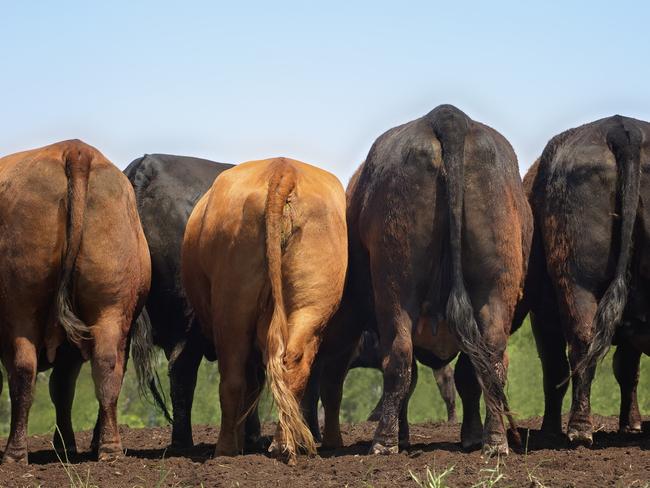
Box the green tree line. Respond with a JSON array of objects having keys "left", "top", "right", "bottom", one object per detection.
[{"left": 0, "top": 318, "right": 647, "bottom": 437}]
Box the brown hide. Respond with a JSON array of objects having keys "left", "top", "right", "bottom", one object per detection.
[
  {"left": 182, "top": 157, "right": 347, "bottom": 462},
  {"left": 0, "top": 140, "right": 150, "bottom": 463}
]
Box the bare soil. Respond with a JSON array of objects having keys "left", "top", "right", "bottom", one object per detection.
[{"left": 0, "top": 416, "right": 647, "bottom": 487}]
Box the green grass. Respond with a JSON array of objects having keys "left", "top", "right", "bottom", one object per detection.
[
  {"left": 410, "top": 465, "right": 455, "bottom": 488},
  {"left": 0, "top": 317, "right": 646, "bottom": 436}
]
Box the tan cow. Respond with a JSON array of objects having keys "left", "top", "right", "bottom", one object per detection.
[
  {"left": 0, "top": 140, "right": 151, "bottom": 463},
  {"left": 182, "top": 157, "right": 347, "bottom": 463}
]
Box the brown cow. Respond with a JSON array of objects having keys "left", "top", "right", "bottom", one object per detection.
[
  {"left": 0, "top": 140, "right": 151, "bottom": 463},
  {"left": 182, "top": 157, "right": 347, "bottom": 463},
  {"left": 311, "top": 105, "right": 532, "bottom": 456},
  {"left": 523, "top": 115, "right": 650, "bottom": 446}
]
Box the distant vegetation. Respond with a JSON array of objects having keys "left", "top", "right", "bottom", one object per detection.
[{"left": 0, "top": 318, "right": 647, "bottom": 437}]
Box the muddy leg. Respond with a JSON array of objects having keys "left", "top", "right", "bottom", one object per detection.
[
  {"left": 397, "top": 357, "right": 418, "bottom": 450},
  {"left": 455, "top": 352, "right": 482, "bottom": 451},
  {"left": 371, "top": 307, "right": 414, "bottom": 455},
  {"left": 613, "top": 341, "right": 642, "bottom": 433},
  {"left": 50, "top": 345, "right": 83, "bottom": 455},
  {"left": 367, "top": 392, "right": 384, "bottom": 422},
  {"left": 567, "top": 347, "right": 596, "bottom": 447},
  {"left": 433, "top": 365, "right": 456, "bottom": 423},
  {"left": 90, "top": 322, "right": 128, "bottom": 461},
  {"left": 564, "top": 289, "right": 598, "bottom": 447},
  {"left": 482, "top": 359, "right": 509, "bottom": 457},
  {"left": 168, "top": 335, "right": 203, "bottom": 448},
  {"left": 3, "top": 338, "right": 38, "bottom": 464},
  {"left": 531, "top": 309, "right": 569, "bottom": 435},
  {"left": 474, "top": 303, "right": 512, "bottom": 457}
]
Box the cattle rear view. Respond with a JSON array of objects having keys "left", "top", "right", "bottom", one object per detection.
[
  {"left": 181, "top": 157, "right": 347, "bottom": 464},
  {"left": 0, "top": 140, "right": 151, "bottom": 463},
  {"left": 317, "top": 104, "right": 533, "bottom": 457},
  {"left": 524, "top": 115, "right": 650, "bottom": 447}
]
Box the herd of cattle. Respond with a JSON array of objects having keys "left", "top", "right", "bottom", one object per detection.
[{"left": 0, "top": 105, "right": 647, "bottom": 465}]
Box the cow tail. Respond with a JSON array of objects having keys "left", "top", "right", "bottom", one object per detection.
[
  {"left": 130, "top": 307, "right": 172, "bottom": 423},
  {"left": 431, "top": 105, "right": 518, "bottom": 438},
  {"left": 264, "top": 162, "right": 316, "bottom": 460},
  {"left": 56, "top": 144, "right": 93, "bottom": 346},
  {"left": 575, "top": 118, "right": 643, "bottom": 376}
]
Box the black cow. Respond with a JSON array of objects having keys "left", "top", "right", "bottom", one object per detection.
[
  {"left": 522, "top": 115, "right": 650, "bottom": 446},
  {"left": 314, "top": 105, "right": 532, "bottom": 456},
  {"left": 124, "top": 154, "right": 235, "bottom": 447}
]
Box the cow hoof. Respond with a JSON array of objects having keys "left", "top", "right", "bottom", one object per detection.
[
  {"left": 53, "top": 435, "right": 77, "bottom": 457},
  {"left": 97, "top": 443, "right": 122, "bottom": 462},
  {"left": 268, "top": 441, "right": 297, "bottom": 465},
  {"left": 321, "top": 434, "right": 343, "bottom": 450},
  {"left": 170, "top": 438, "right": 194, "bottom": 450},
  {"left": 2, "top": 450, "right": 28, "bottom": 465},
  {"left": 245, "top": 435, "right": 271, "bottom": 453},
  {"left": 398, "top": 439, "right": 410, "bottom": 451},
  {"left": 369, "top": 442, "right": 398, "bottom": 455},
  {"left": 567, "top": 428, "right": 593, "bottom": 448},
  {"left": 461, "top": 433, "right": 483, "bottom": 452},
  {"left": 619, "top": 423, "right": 642, "bottom": 434},
  {"left": 54, "top": 444, "right": 77, "bottom": 458},
  {"left": 482, "top": 442, "right": 509, "bottom": 458},
  {"left": 267, "top": 440, "right": 289, "bottom": 457},
  {"left": 213, "top": 445, "right": 238, "bottom": 457}
]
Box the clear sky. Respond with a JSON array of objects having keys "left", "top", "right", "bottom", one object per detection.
[{"left": 1, "top": 1, "right": 648, "bottom": 183}]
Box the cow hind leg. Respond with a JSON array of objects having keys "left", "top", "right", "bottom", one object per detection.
[
  {"left": 89, "top": 319, "right": 128, "bottom": 461},
  {"left": 3, "top": 337, "right": 38, "bottom": 464},
  {"left": 531, "top": 309, "right": 569, "bottom": 435},
  {"left": 215, "top": 328, "right": 252, "bottom": 457},
  {"left": 371, "top": 307, "right": 414, "bottom": 455},
  {"left": 455, "top": 352, "right": 483, "bottom": 451},
  {"left": 613, "top": 341, "right": 642, "bottom": 433},
  {"left": 50, "top": 345, "right": 83, "bottom": 455},
  {"left": 564, "top": 288, "right": 598, "bottom": 447},
  {"left": 397, "top": 357, "right": 418, "bottom": 450},
  {"left": 167, "top": 335, "right": 203, "bottom": 448},
  {"left": 320, "top": 340, "right": 359, "bottom": 449},
  {"left": 472, "top": 301, "right": 513, "bottom": 457},
  {"left": 433, "top": 365, "right": 457, "bottom": 423},
  {"left": 301, "top": 358, "right": 323, "bottom": 443},
  {"left": 244, "top": 351, "right": 267, "bottom": 453}
]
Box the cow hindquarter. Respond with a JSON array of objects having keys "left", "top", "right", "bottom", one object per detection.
[
  {"left": 0, "top": 158, "right": 68, "bottom": 463},
  {"left": 75, "top": 163, "right": 151, "bottom": 458},
  {"left": 280, "top": 184, "right": 347, "bottom": 401}
]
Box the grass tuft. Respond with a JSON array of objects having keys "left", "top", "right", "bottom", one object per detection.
[
  {"left": 51, "top": 425, "right": 99, "bottom": 488},
  {"left": 409, "top": 464, "right": 455, "bottom": 488}
]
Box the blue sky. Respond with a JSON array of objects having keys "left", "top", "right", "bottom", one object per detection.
[{"left": 1, "top": 1, "right": 648, "bottom": 183}]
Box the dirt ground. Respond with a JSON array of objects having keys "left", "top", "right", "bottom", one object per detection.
[{"left": 0, "top": 415, "right": 647, "bottom": 487}]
